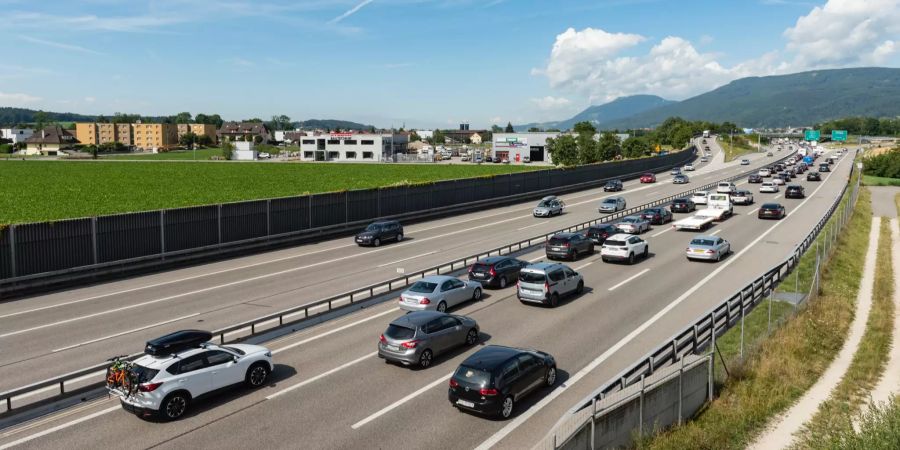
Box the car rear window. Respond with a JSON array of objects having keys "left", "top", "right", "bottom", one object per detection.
[
  {"left": 132, "top": 365, "right": 160, "bottom": 382},
  {"left": 519, "top": 271, "right": 546, "bottom": 283},
  {"left": 409, "top": 281, "right": 437, "bottom": 293},
  {"left": 454, "top": 365, "right": 491, "bottom": 386},
  {"left": 470, "top": 263, "right": 491, "bottom": 272},
  {"left": 690, "top": 239, "right": 715, "bottom": 246},
  {"left": 762, "top": 203, "right": 780, "bottom": 209},
  {"left": 385, "top": 324, "right": 416, "bottom": 340},
  {"left": 548, "top": 237, "right": 569, "bottom": 245},
  {"left": 602, "top": 199, "right": 616, "bottom": 204},
  {"left": 605, "top": 240, "right": 626, "bottom": 246}
]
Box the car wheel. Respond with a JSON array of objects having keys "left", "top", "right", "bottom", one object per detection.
[
  {"left": 549, "top": 293, "right": 559, "bottom": 308},
  {"left": 465, "top": 329, "right": 478, "bottom": 345},
  {"left": 500, "top": 396, "right": 515, "bottom": 419},
  {"left": 397, "top": 233, "right": 403, "bottom": 242},
  {"left": 158, "top": 392, "right": 190, "bottom": 421},
  {"left": 546, "top": 366, "right": 557, "bottom": 387},
  {"left": 716, "top": 252, "right": 722, "bottom": 262},
  {"left": 437, "top": 301, "right": 447, "bottom": 313},
  {"left": 418, "top": 350, "right": 433, "bottom": 369},
  {"left": 576, "top": 281, "right": 584, "bottom": 294},
  {"left": 245, "top": 362, "right": 270, "bottom": 388},
  {"left": 628, "top": 252, "right": 635, "bottom": 265},
  {"left": 643, "top": 246, "right": 649, "bottom": 258},
  {"left": 373, "top": 238, "right": 381, "bottom": 247},
  {"left": 499, "top": 277, "right": 507, "bottom": 289},
  {"left": 472, "top": 288, "right": 483, "bottom": 301}
]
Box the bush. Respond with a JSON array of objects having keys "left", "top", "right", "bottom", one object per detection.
[
  {"left": 0, "top": 144, "right": 12, "bottom": 154},
  {"left": 862, "top": 148, "right": 900, "bottom": 178}
]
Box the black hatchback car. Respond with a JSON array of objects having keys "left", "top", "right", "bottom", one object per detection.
[
  {"left": 468, "top": 256, "right": 528, "bottom": 289},
  {"left": 807, "top": 171, "right": 821, "bottom": 181},
  {"left": 603, "top": 179, "right": 624, "bottom": 192},
  {"left": 670, "top": 198, "right": 696, "bottom": 213},
  {"left": 748, "top": 174, "right": 762, "bottom": 183},
  {"left": 584, "top": 224, "right": 618, "bottom": 245},
  {"left": 545, "top": 232, "right": 594, "bottom": 260},
  {"left": 355, "top": 220, "right": 403, "bottom": 247},
  {"left": 785, "top": 185, "right": 806, "bottom": 199},
  {"left": 819, "top": 163, "right": 830, "bottom": 172},
  {"left": 448, "top": 345, "right": 556, "bottom": 419}
]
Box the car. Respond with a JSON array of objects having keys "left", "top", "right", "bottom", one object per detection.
[
  {"left": 819, "top": 163, "right": 830, "bottom": 172},
  {"left": 786, "top": 168, "right": 797, "bottom": 178},
  {"left": 545, "top": 232, "right": 594, "bottom": 261},
  {"left": 523, "top": 155, "right": 531, "bottom": 163},
  {"left": 258, "top": 152, "right": 271, "bottom": 159},
  {"left": 774, "top": 164, "right": 785, "bottom": 172},
  {"left": 485, "top": 156, "right": 493, "bottom": 163},
  {"left": 355, "top": 220, "right": 404, "bottom": 247},
  {"left": 670, "top": 198, "right": 696, "bottom": 213},
  {"left": 379, "top": 311, "right": 479, "bottom": 368},
  {"left": 758, "top": 203, "right": 786, "bottom": 219},
  {"left": 760, "top": 181, "right": 779, "bottom": 193},
  {"left": 785, "top": 185, "right": 806, "bottom": 199},
  {"left": 684, "top": 164, "right": 695, "bottom": 171},
  {"left": 502, "top": 158, "right": 510, "bottom": 164},
  {"left": 748, "top": 174, "right": 762, "bottom": 183},
  {"left": 598, "top": 197, "right": 626, "bottom": 213},
  {"left": 826, "top": 157, "right": 835, "bottom": 165},
  {"left": 474, "top": 156, "right": 483, "bottom": 163},
  {"left": 603, "top": 179, "right": 624, "bottom": 192},
  {"left": 533, "top": 195, "right": 564, "bottom": 217},
  {"left": 807, "top": 171, "right": 822, "bottom": 181},
  {"left": 448, "top": 345, "right": 556, "bottom": 419},
  {"left": 772, "top": 176, "right": 785, "bottom": 186},
  {"left": 740, "top": 159, "right": 750, "bottom": 165},
  {"left": 686, "top": 235, "right": 731, "bottom": 262},
  {"left": 640, "top": 207, "right": 673, "bottom": 225},
  {"left": 767, "top": 152, "right": 773, "bottom": 157},
  {"left": 700, "top": 156, "right": 709, "bottom": 163},
  {"left": 493, "top": 157, "right": 503, "bottom": 164},
  {"left": 758, "top": 168, "right": 771, "bottom": 177},
  {"left": 109, "top": 330, "right": 273, "bottom": 421},
  {"left": 584, "top": 224, "right": 619, "bottom": 245},
  {"left": 399, "top": 275, "right": 483, "bottom": 313},
  {"left": 795, "top": 164, "right": 807, "bottom": 174},
  {"left": 600, "top": 233, "right": 649, "bottom": 265},
  {"left": 640, "top": 173, "right": 657, "bottom": 183},
  {"left": 671, "top": 168, "right": 682, "bottom": 176},
  {"left": 468, "top": 256, "right": 528, "bottom": 289},
  {"left": 731, "top": 190, "right": 754, "bottom": 205},
  {"left": 691, "top": 191, "right": 709, "bottom": 205},
  {"left": 717, "top": 182, "right": 737, "bottom": 194},
  {"left": 517, "top": 262, "right": 583, "bottom": 307},
  {"left": 616, "top": 215, "right": 651, "bottom": 234},
  {"left": 673, "top": 174, "right": 690, "bottom": 184}
]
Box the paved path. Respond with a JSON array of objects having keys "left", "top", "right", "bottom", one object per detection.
[
  {"left": 868, "top": 218, "right": 900, "bottom": 405},
  {"left": 868, "top": 186, "right": 900, "bottom": 218},
  {"left": 749, "top": 217, "right": 881, "bottom": 450}
]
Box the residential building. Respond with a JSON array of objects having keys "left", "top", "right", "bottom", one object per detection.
[
  {"left": 24, "top": 126, "right": 79, "bottom": 155},
  {"left": 74, "top": 122, "right": 133, "bottom": 146},
  {"left": 298, "top": 132, "right": 408, "bottom": 162},
  {"left": 132, "top": 122, "right": 178, "bottom": 151},
  {"left": 443, "top": 124, "right": 488, "bottom": 144},
  {"left": 177, "top": 123, "right": 217, "bottom": 144},
  {"left": 218, "top": 122, "right": 271, "bottom": 143},
  {"left": 492, "top": 132, "right": 560, "bottom": 164},
  {"left": 0, "top": 127, "right": 34, "bottom": 144}
]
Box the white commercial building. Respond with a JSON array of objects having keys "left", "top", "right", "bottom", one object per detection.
[
  {"left": 233, "top": 141, "right": 258, "bottom": 161},
  {"left": 416, "top": 130, "right": 434, "bottom": 140},
  {"left": 492, "top": 132, "right": 560, "bottom": 164},
  {"left": 298, "top": 132, "right": 409, "bottom": 162},
  {"left": 0, "top": 128, "right": 33, "bottom": 144}
]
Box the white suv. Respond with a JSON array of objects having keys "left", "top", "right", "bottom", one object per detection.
[
  {"left": 716, "top": 182, "right": 737, "bottom": 194},
  {"left": 758, "top": 168, "right": 771, "bottom": 177},
  {"left": 601, "top": 233, "right": 649, "bottom": 265},
  {"left": 109, "top": 331, "right": 274, "bottom": 421},
  {"left": 691, "top": 191, "right": 709, "bottom": 205},
  {"left": 760, "top": 181, "right": 779, "bottom": 193}
]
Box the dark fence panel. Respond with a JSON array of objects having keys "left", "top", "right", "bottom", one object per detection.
[
  {"left": 432, "top": 181, "right": 457, "bottom": 208},
  {"left": 493, "top": 174, "right": 511, "bottom": 198},
  {"left": 509, "top": 172, "right": 526, "bottom": 193},
  {"left": 310, "top": 192, "right": 347, "bottom": 228},
  {"left": 406, "top": 184, "right": 433, "bottom": 212},
  {"left": 270, "top": 197, "right": 310, "bottom": 235},
  {"left": 97, "top": 212, "right": 161, "bottom": 263},
  {"left": 0, "top": 228, "right": 12, "bottom": 279},
  {"left": 221, "top": 201, "right": 268, "bottom": 243},
  {"left": 471, "top": 178, "right": 495, "bottom": 202},
  {"left": 378, "top": 187, "right": 407, "bottom": 217},
  {"left": 164, "top": 206, "right": 218, "bottom": 252},
  {"left": 15, "top": 219, "right": 94, "bottom": 276},
  {"left": 347, "top": 190, "right": 378, "bottom": 223}
]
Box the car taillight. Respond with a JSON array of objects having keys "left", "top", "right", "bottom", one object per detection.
[
  {"left": 401, "top": 340, "right": 419, "bottom": 349},
  {"left": 379, "top": 334, "right": 387, "bottom": 344},
  {"left": 419, "top": 298, "right": 431, "bottom": 305},
  {"left": 706, "top": 250, "right": 714, "bottom": 254},
  {"left": 564, "top": 243, "right": 570, "bottom": 247},
  {"left": 139, "top": 382, "right": 163, "bottom": 392},
  {"left": 544, "top": 282, "right": 550, "bottom": 292},
  {"left": 449, "top": 379, "right": 459, "bottom": 388},
  {"left": 489, "top": 266, "right": 497, "bottom": 277},
  {"left": 480, "top": 388, "right": 499, "bottom": 396}
]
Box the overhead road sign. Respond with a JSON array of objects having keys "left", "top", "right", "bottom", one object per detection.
[
  {"left": 804, "top": 130, "right": 820, "bottom": 141},
  {"left": 832, "top": 130, "right": 848, "bottom": 141}
]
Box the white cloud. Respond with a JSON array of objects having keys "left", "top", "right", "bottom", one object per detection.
[
  {"left": 0, "top": 91, "right": 41, "bottom": 106},
  {"left": 18, "top": 35, "right": 103, "bottom": 55},
  {"left": 530, "top": 96, "right": 572, "bottom": 110},
  {"left": 84, "top": 97, "right": 96, "bottom": 103},
  {"left": 329, "top": 0, "right": 373, "bottom": 24},
  {"left": 536, "top": 27, "right": 645, "bottom": 92}
]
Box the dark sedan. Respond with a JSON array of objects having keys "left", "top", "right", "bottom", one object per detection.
[
  {"left": 785, "top": 185, "right": 806, "bottom": 199},
  {"left": 584, "top": 224, "right": 618, "bottom": 245},
  {"left": 639, "top": 207, "right": 673, "bottom": 225},
  {"left": 748, "top": 174, "right": 763, "bottom": 183},
  {"left": 449, "top": 345, "right": 556, "bottom": 419},
  {"left": 468, "top": 256, "right": 528, "bottom": 289},
  {"left": 603, "top": 179, "right": 624, "bottom": 192},
  {"left": 807, "top": 171, "right": 821, "bottom": 181},
  {"left": 545, "top": 232, "right": 594, "bottom": 260},
  {"left": 758, "top": 203, "right": 786, "bottom": 220},
  {"left": 670, "top": 198, "right": 696, "bottom": 213}
]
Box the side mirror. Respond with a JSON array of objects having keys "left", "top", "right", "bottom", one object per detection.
[{"left": 233, "top": 356, "right": 239, "bottom": 363}]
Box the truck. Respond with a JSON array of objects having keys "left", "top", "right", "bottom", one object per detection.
[
  {"left": 672, "top": 193, "right": 733, "bottom": 231},
  {"left": 702, "top": 130, "right": 710, "bottom": 138}
]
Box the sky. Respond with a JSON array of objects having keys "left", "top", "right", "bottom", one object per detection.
[{"left": 0, "top": 0, "right": 898, "bottom": 128}]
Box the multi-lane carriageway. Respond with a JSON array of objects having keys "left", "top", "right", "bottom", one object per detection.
[{"left": 0, "top": 141, "right": 851, "bottom": 449}]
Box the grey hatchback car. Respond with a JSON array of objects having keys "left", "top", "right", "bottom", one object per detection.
[
  {"left": 517, "top": 263, "right": 584, "bottom": 307},
  {"left": 379, "top": 311, "right": 479, "bottom": 369}
]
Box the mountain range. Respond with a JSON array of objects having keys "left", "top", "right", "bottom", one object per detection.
[{"left": 520, "top": 67, "right": 900, "bottom": 131}]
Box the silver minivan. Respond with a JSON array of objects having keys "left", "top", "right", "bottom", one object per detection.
[{"left": 517, "top": 262, "right": 584, "bottom": 307}]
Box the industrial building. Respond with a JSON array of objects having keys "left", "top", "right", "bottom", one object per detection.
[
  {"left": 491, "top": 132, "right": 560, "bottom": 163},
  {"left": 298, "top": 132, "right": 408, "bottom": 162}
]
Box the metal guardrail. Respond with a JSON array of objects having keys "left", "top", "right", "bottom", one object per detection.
[
  {"left": 0, "top": 149, "right": 793, "bottom": 416},
  {"left": 544, "top": 150, "right": 859, "bottom": 449}
]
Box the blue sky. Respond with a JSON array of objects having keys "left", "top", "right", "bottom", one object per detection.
[{"left": 1, "top": 0, "right": 897, "bottom": 128}]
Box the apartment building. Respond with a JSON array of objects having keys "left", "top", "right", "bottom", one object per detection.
[
  {"left": 75, "top": 123, "right": 134, "bottom": 146},
  {"left": 132, "top": 123, "right": 178, "bottom": 151},
  {"left": 177, "top": 123, "right": 217, "bottom": 143}
]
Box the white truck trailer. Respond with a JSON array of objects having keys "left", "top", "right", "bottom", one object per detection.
[{"left": 672, "top": 193, "right": 733, "bottom": 231}]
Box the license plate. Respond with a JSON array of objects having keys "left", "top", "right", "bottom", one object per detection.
[
  {"left": 552, "top": 247, "right": 562, "bottom": 251},
  {"left": 693, "top": 249, "right": 705, "bottom": 253},
  {"left": 457, "top": 400, "right": 475, "bottom": 408},
  {"left": 474, "top": 272, "right": 486, "bottom": 277},
  {"left": 385, "top": 345, "right": 399, "bottom": 352}
]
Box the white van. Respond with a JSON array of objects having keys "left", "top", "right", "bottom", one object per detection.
[{"left": 716, "top": 182, "right": 736, "bottom": 194}]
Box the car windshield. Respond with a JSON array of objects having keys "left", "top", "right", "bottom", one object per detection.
[
  {"left": 408, "top": 281, "right": 437, "bottom": 293},
  {"left": 605, "top": 240, "right": 626, "bottom": 246},
  {"left": 693, "top": 192, "right": 706, "bottom": 197},
  {"left": 605, "top": 181, "right": 617, "bottom": 186},
  {"left": 537, "top": 200, "right": 552, "bottom": 207},
  {"left": 690, "top": 239, "right": 715, "bottom": 246},
  {"left": 641, "top": 210, "right": 656, "bottom": 215},
  {"left": 385, "top": 324, "right": 416, "bottom": 340},
  {"left": 519, "top": 272, "right": 546, "bottom": 283},
  {"left": 365, "top": 224, "right": 382, "bottom": 232},
  {"left": 454, "top": 365, "right": 491, "bottom": 386}
]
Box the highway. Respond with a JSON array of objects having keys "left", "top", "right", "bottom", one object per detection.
[
  {"left": 0, "top": 142, "right": 853, "bottom": 449},
  {"left": 0, "top": 137, "right": 750, "bottom": 390}
]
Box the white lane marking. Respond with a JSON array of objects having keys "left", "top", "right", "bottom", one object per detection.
[
  {"left": 607, "top": 269, "right": 650, "bottom": 291},
  {"left": 748, "top": 207, "right": 760, "bottom": 215},
  {"left": 711, "top": 229, "right": 723, "bottom": 236},
  {"left": 651, "top": 228, "right": 671, "bottom": 238},
  {"left": 574, "top": 261, "right": 594, "bottom": 270},
  {"left": 376, "top": 251, "right": 437, "bottom": 268},
  {"left": 517, "top": 222, "right": 546, "bottom": 231},
  {"left": 52, "top": 312, "right": 202, "bottom": 352},
  {"left": 351, "top": 373, "right": 453, "bottom": 429},
  {"left": 272, "top": 308, "right": 399, "bottom": 355},
  {"left": 774, "top": 195, "right": 782, "bottom": 199},
  {"left": 0, "top": 406, "right": 120, "bottom": 450},
  {"left": 266, "top": 352, "right": 376, "bottom": 400},
  {"left": 646, "top": 191, "right": 660, "bottom": 197},
  {"left": 527, "top": 255, "right": 546, "bottom": 263},
  {"left": 474, "top": 164, "right": 839, "bottom": 450}
]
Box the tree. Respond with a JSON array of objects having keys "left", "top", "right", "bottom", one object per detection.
[
  {"left": 433, "top": 129, "right": 446, "bottom": 144},
  {"left": 491, "top": 125, "right": 503, "bottom": 133},
  {"left": 409, "top": 131, "right": 421, "bottom": 142},
  {"left": 269, "top": 114, "right": 291, "bottom": 131},
  {"left": 179, "top": 132, "right": 198, "bottom": 149},
  {"left": 173, "top": 112, "right": 193, "bottom": 124},
  {"left": 546, "top": 134, "right": 578, "bottom": 166},
  {"left": 528, "top": 127, "right": 542, "bottom": 132},
  {"left": 573, "top": 121, "right": 599, "bottom": 164},
  {"left": 221, "top": 140, "right": 234, "bottom": 160},
  {"left": 253, "top": 135, "right": 263, "bottom": 145},
  {"left": 33, "top": 111, "right": 49, "bottom": 131},
  {"left": 247, "top": 118, "right": 263, "bottom": 123},
  {"left": 97, "top": 114, "right": 109, "bottom": 124},
  {"left": 622, "top": 137, "right": 651, "bottom": 158},
  {"left": 504, "top": 122, "right": 514, "bottom": 133},
  {"left": 597, "top": 131, "right": 620, "bottom": 161},
  {"left": 196, "top": 134, "right": 213, "bottom": 147}
]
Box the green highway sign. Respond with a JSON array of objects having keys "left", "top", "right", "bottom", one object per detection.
[
  {"left": 804, "top": 130, "right": 820, "bottom": 141},
  {"left": 832, "top": 130, "right": 848, "bottom": 141}
]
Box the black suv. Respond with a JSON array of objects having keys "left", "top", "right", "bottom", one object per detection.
[
  {"left": 807, "top": 171, "right": 821, "bottom": 181},
  {"left": 640, "top": 207, "right": 673, "bottom": 225},
  {"left": 603, "top": 179, "right": 624, "bottom": 192},
  {"left": 468, "top": 256, "right": 528, "bottom": 289},
  {"left": 785, "top": 185, "right": 805, "bottom": 199},
  {"left": 584, "top": 224, "right": 618, "bottom": 245},
  {"left": 748, "top": 174, "right": 762, "bottom": 183},
  {"left": 448, "top": 345, "right": 556, "bottom": 419},
  {"left": 545, "top": 232, "right": 594, "bottom": 260},
  {"left": 355, "top": 220, "right": 403, "bottom": 247},
  {"left": 670, "top": 198, "right": 696, "bottom": 213},
  {"left": 819, "top": 163, "right": 830, "bottom": 172}
]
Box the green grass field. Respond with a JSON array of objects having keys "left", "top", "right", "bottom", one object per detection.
[
  {"left": 102, "top": 148, "right": 225, "bottom": 160},
  {"left": 0, "top": 161, "right": 542, "bottom": 224},
  {"left": 862, "top": 174, "right": 900, "bottom": 186},
  {"left": 718, "top": 136, "right": 758, "bottom": 162}
]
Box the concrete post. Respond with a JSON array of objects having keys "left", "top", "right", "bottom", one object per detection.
[
  {"left": 590, "top": 397, "right": 597, "bottom": 450},
  {"left": 639, "top": 374, "right": 645, "bottom": 438},
  {"left": 678, "top": 356, "right": 684, "bottom": 425},
  {"left": 740, "top": 300, "right": 745, "bottom": 360},
  {"left": 710, "top": 312, "right": 716, "bottom": 400}
]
